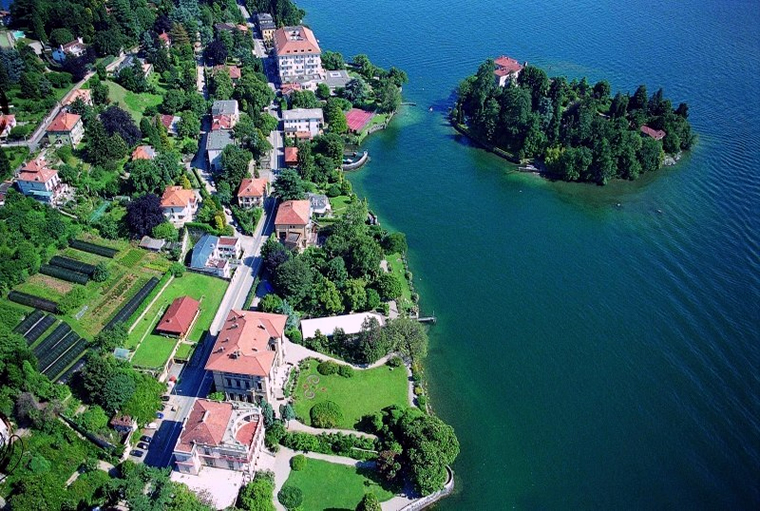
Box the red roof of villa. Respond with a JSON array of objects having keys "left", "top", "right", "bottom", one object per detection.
[{"left": 156, "top": 296, "right": 200, "bottom": 336}]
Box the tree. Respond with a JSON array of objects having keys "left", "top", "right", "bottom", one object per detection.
[
  {"left": 384, "top": 317, "right": 428, "bottom": 360},
  {"left": 101, "top": 371, "right": 136, "bottom": 412},
  {"left": 343, "top": 77, "right": 370, "bottom": 105},
  {"left": 356, "top": 493, "right": 382, "bottom": 511},
  {"left": 277, "top": 486, "right": 303, "bottom": 511},
  {"left": 220, "top": 145, "right": 252, "bottom": 188},
  {"left": 593, "top": 80, "right": 611, "bottom": 101},
  {"left": 375, "top": 273, "right": 403, "bottom": 300},
  {"left": 281, "top": 403, "right": 296, "bottom": 422},
  {"left": 205, "top": 39, "right": 228, "bottom": 65},
  {"left": 273, "top": 169, "right": 306, "bottom": 200},
  {"left": 629, "top": 84, "right": 648, "bottom": 112},
  {"left": 152, "top": 222, "right": 179, "bottom": 241},
  {"left": 377, "top": 81, "right": 401, "bottom": 113},
  {"left": 310, "top": 400, "right": 343, "bottom": 428},
  {"left": 323, "top": 98, "right": 348, "bottom": 134},
  {"left": 177, "top": 110, "right": 201, "bottom": 139},
  {"left": 260, "top": 293, "right": 283, "bottom": 313},
  {"left": 80, "top": 354, "right": 117, "bottom": 399},
  {"left": 93, "top": 323, "right": 128, "bottom": 351},
  {"left": 638, "top": 137, "right": 664, "bottom": 174},
  {"left": 382, "top": 232, "right": 407, "bottom": 254},
  {"left": 274, "top": 257, "right": 314, "bottom": 307},
  {"left": 212, "top": 69, "right": 233, "bottom": 100},
  {"left": 126, "top": 194, "right": 165, "bottom": 237},
  {"left": 342, "top": 278, "right": 367, "bottom": 312},
  {"left": 127, "top": 159, "right": 164, "bottom": 195},
  {"left": 316, "top": 82, "right": 331, "bottom": 100},
  {"left": 321, "top": 50, "right": 345, "bottom": 70},
  {"left": 316, "top": 277, "right": 343, "bottom": 314},
  {"left": 312, "top": 133, "right": 345, "bottom": 164},
  {"left": 49, "top": 28, "right": 74, "bottom": 48},
  {"left": 238, "top": 472, "right": 276, "bottom": 511},
  {"left": 92, "top": 261, "right": 110, "bottom": 282},
  {"left": 0, "top": 148, "right": 10, "bottom": 181},
  {"left": 162, "top": 89, "right": 187, "bottom": 114},
  {"left": 290, "top": 90, "right": 319, "bottom": 109},
  {"left": 101, "top": 106, "right": 141, "bottom": 147}
]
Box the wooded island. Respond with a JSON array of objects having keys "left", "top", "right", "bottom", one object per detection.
[{"left": 452, "top": 58, "right": 694, "bottom": 184}]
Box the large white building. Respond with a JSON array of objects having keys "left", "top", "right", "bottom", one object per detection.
[
  {"left": 273, "top": 25, "right": 325, "bottom": 90},
  {"left": 282, "top": 108, "right": 324, "bottom": 140}
]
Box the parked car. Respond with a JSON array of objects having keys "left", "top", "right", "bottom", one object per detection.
[
  {"left": 145, "top": 422, "right": 158, "bottom": 430},
  {"left": 137, "top": 442, "right": 149, "bottom": 450},
  {"left": 140, "top": 435, "right": 152, "bottom": 443},
  {"left": 130, "top": 450, "right": 144, "bottom": 457},
  {"left": 160, "top": 395, "right": 171, "bottom": 402},
  {"left": 156, "top": 412, "right": 164, "bottom": 419}
]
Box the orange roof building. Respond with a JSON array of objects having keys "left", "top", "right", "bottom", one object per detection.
[
  {"left": 173, "top": 398, "right": 264, "bottom": 475},
  {"left": 494, "top": 55, "right": 524, "bottom": 87},
  {"left": 213, "top": 65, "right": 242, "bottom": 80},
  {"left": 205, "top": 310, "right": 288, "bottom": 402},
  {"left": 155, "top": 296, "right": 200, "bottom": 337},
  {"left": 16, "top": 156, "right": 63, "bottom": 203},
  {"left": 275, "top": 199, "right": 311, "bottom": 226},
  {"left": 237, "top": 178, "right": 269, "bottom": 208},
  {"left": 131, "top": 145, "right": 157, "bottom": 160},
  {"left": 284, "top": 146, "right": 299, "bottom": 166},
  {"left": 47, "top": 112, "right": 84, "bottom": 146},
  {"left": 274, "top": 26, "right": 325, "bottom": 88},
  {"left": 63, "top": 88, "right": 92, "bottom": 107},
  {"left": 274, "top": 200, "right": 314, "bottom": 250},
  {"left": 160, "top": 186, "right": 199, "bottom": 226}
]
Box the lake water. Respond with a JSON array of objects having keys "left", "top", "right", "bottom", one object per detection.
[{"left": 300, "top": 0, "right": 760, "bottom": 509}]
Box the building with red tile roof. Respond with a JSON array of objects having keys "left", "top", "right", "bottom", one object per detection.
[
  {"left": 63, "top": 88, "right": 92, "bottom": 107},
  {"left": 211, "top": 114, "right": 234, "bottom": 131},
  {"left": 158, "top": 31, "right": 171, "bottom": 47},
  {"left": 131, "top": 145, "right": 157, "bottom": 160},
  {"left": 214, "top": 65, "right": 242, "bottom": 81},
  {"left": 237, "top": 178, "right": 269, "bottom": 208},
  {"left": 156, "top": 296, "right": 200, "bottom": 338},
  {"left": 640, "top": 125, "right": 666, "bottom": 141},
  {"left": 159, "top": 114, "right": 180, "bottom": 136},
  {"left": 47, "top": 112, "right": 84, "bottom": 146},
  {"left": 494, "top": 55, "right": 524, "bottom": 87},
  {"left": 274, "top": 25, "right": 325, "bottom": 90},
  {"left": 205, "top": 310, "right": 288, "bottom": 402},
  {"left": 274, "top": 200, "right": 314, "bottom": 250},
  {"left": 160, "top": 185, "right": 199, "bottom": 226},
  {"left": 16, "top": 156, "right": 64, "bottom": 204},
  {"left": 284, "top": 146, "right": 299, "bottom": 166},
  {"left": 173, "top": 399, "right": 264, "bottom": 475}
]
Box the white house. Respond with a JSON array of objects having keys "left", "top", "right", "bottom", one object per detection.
[
  {"left": 282, "top": 108, "right": 324, "bottom": 140},
  {"left": 236, "top": 178, "right": 268, "bottom": 209},
  {"left": 159, "top": 185, "right": 199, "bottom": 226},
  {"left": 52, "top": 37, "right": 86, "bottom": 63},
  {"left": 300, "top": 312, "right": 386, "bottom": 340},
  {"left": 173, "top": 399, "right": 265, "bottom": 475}
]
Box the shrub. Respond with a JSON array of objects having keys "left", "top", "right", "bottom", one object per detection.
[
  {"left": 338, "top": 364, "right": 354, "bottom": 378},
  {"left": 278, "top": 485, "right": 303, "bottom": 510},
  {"left": 310, "top": 401, "right": 343, "bottom": 428},
  {"left": 413, "top": 385, "right": 424, "bottom": 396},
  {"left": 386, "top": 356, "right": 403, "bottom": 368},
  {"left": 317, "top": 360, "right": 339, "bottom": 376},
  {"left": 290, "top": 454, "right": 307, "bottom": 471},
  {"left": 326, "top": 184, "right": 341, "bottom": 197},
  {"left": 208, "top": 391, "right": 224, "bottom": 402},
  {"left": 265, "top": 420, "right": 286, "bottom": 451},
  {"left": 58, "top": 285, "right": 89, "bottom": 314},
  {"left": 169, "top": 262, "right": 185, "bottom": 277},
  {"left": 286, "top": 327, "right": 302, "bottom": 344},
  {"left": 417, "top": 395, "right": 427, "bottom": 408},
  {"left": 92, "top": 261, "right": 110, "bottom": 282}
]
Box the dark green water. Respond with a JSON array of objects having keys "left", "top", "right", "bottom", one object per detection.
[{"left": 300, "top": 0, "right": 760, "bottom": 508}]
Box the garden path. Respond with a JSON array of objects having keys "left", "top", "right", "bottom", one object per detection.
[{"left": 286, "top": 420, "right": 378, "bottom": 440}]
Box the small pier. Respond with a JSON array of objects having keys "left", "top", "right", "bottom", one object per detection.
[{"left": 417, "top": 316, "right": 437, "bottom": 324}]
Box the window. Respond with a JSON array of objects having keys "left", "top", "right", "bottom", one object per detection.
[
  {"left": 225, "top": 378, "right": 231, "bottom": 387},
  {"left": 228, "top": 460, "right": 236, "bottom": 469}
]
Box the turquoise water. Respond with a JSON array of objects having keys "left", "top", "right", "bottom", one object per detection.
[{"left": 301, "top": 0, "right": 760, "bottom": 509}]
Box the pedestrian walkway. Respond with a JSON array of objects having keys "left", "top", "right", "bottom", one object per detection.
[{"left": 286, "top": 420, "right": 378, "bottom": 440}]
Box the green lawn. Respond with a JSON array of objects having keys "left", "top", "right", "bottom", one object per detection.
[
  {"left": 386, "top": 253, "right": 412, "bottom": 305},
  {"left": 105, "top": 80, "right": 164, "bottom": 121},
  {"left": 293, "top": 359, "right": 409, "bottom": 429},
  {"left": 283, "top": 458, "right": 394, "bottom": 511},
  {"left": 329, "top": 195, "right": 353, "bottom": 217},
  {"left": 3, "top": 146, "right": 30, "bottom": 173},
  {"left": 131, "top": 335, "right": 176, "bottom": 369},
  {"left": 127, "top": 272, "right": 228, "bottom": 350}
]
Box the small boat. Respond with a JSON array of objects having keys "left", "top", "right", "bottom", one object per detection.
[{"left": 429, "top": 107, "right": 433, "bottom": 112}]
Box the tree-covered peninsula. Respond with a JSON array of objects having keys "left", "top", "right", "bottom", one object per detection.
[{"left": 452, "top": 59, "right": 695, "bottom": 184}]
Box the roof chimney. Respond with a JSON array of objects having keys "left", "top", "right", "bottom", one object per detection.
[{"left": 202, "top": 410, "right": 210, "bottom": 422}]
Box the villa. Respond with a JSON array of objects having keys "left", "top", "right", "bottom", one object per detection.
[
  {"left": 213, "top": 65, "right": 242, "bottom": 82},
  {"left": 211, "top": 100, "right": 240, "bottom": 131},
  {"left": 493, "top": 55, "right": 524, "bottom": 87},
  {"left": 274, "top": 199, "right": 315, "bottom": 250},
  {"left": 173, "top": 399, "right": 264, "bottom": 475},
  {"left": 282, "top": 108, "right": 324, "bottom": 140},
  {"left": 46, "top": 112, "right": 84, "bottom": 146},
  {"left": 15, "top": 157, "right": 65, "bottom": 204},
  {"left": 284, "top": 146, "right": 299, "bottom": 167},
  {"left": 274, "top": 25, "right": 325, "bottom": 90},
  {"left": 160, "top": 185, "right": 199, "bottom": 226},
  {"left": 190, "top": 234, "right": 241, "bottom": 278},
  {"left": 236, "top": 178, "right": 269, "bottom": 208},
  {"left": 118, "top": 55, "right": 153, "bottom": 78},
  {"left": 205, "top": 310, "right": 288, "bottom": 403},
  {"left": 52, "top": 37, "right": 87, "bottom": 63}
]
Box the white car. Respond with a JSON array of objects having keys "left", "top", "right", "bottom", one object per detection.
[{"left": 145, "top": 422, "right": 158, "bottom": 430}]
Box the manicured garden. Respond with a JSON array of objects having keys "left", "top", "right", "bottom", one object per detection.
[
  {"left": 293, "top": 358, "right": 409, "bottom": 429},
  {"left": 386, "top": 252, "right": 413, "bottom": 308},
  {"left": 130, "top": 335, "right": 176, "bottom": 369},
  {"left": 283, "top": 457, "right": 394, "bottom": 511}
]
